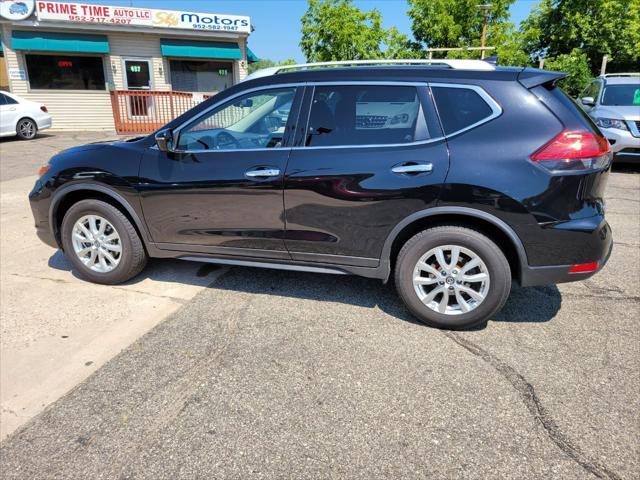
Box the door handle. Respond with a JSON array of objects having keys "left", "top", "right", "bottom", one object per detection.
[
  {"left": 245, "top": 168, "right": 281, "bottom": 178},
  {"left": 391, "top": 162, "right": 433, "bottom": 174}
]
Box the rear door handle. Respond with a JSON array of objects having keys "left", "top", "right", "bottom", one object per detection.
[
  {"left": 245, "top": 167, "right": 281, "bottom": 178},
  {"left": 391, "top": 162, "right": 433, "bottom": 174}
]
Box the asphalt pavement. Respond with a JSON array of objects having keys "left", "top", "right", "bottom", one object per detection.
[{"left": 0, "top": 133, "right": 638, "bottom": 479}]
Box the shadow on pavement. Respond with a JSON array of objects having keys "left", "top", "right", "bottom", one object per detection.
[
  {"left": 203, "top": 265, "right": 562, "bottom": 327},
  {"left": 48, "top": 249, "right": 562, "bottom": 326},
  {"left": 47, "top": 249, "right": 222, "bottom": 286}
]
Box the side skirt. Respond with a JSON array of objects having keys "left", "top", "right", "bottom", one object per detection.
[{"left": 146, "top": 243, "right": 389, "bottom": 280}]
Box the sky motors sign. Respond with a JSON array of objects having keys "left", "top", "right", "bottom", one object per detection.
[{"left": 33, "top": 1, "right": 251, "bottom": 33}]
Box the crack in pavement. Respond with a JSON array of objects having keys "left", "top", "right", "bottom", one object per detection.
[
  {"left": 8, "top": 273, "right": 188, "bottom": 304},
  {"left": 442, "top": 331, "right": 622, "bottom": 480}
]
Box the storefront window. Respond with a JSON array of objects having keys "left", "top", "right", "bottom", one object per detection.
[
  {"left": 169, "top": 60, "right": 232, "bottom": 93},
  {"left": 25, "top": 55, "right": 106, "bottom": 90}
]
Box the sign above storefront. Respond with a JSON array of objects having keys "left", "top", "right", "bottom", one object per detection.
[{"left": 33, "top": 1, "right": 251, "bottom": 33}]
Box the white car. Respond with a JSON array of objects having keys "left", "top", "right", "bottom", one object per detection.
[
  {"left": 0, "top": 91, "right": 52, "bottom": 140},
  {"left": 579, "top": 73, "right": 640, "bottom": 162}
]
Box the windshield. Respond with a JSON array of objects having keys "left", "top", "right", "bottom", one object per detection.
[{"left": 601, "top": 84, "right": 640, "bottom": 106}]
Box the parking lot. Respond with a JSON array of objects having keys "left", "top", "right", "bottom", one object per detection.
[{"left": 0, "top": 132, "right": 638, "bottom": 478}]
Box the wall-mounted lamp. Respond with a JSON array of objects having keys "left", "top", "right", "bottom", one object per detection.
[
  {"left": 111, "top": 62, "right": 117, "bottom": 74},
  {"left": 158, "top": 65, "right": 163, "bottom": 76}
]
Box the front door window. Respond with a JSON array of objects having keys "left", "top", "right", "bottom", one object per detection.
[{"left": 176, "top": 88, "right": 296, "bottom": 151}]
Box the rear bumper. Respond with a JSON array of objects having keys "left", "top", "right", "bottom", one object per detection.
[
  {"left": 519, "top": 217, "right": 613, "bottom": 287},
  {"left": 37, "top": 116, "right": 52, "bottom": 131}
]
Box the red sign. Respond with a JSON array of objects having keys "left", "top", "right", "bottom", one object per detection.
[{"left": 57, "top": 60, "right": 73, "bottom": 68}]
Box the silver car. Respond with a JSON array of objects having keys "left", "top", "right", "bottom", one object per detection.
[{"left": 579, "top": 73, "right": 640, "bottom": 162}]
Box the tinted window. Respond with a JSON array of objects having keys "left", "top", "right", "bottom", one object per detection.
[
  {"left": 26, "top": 55, "right": 105, "bottom": 90},
  {"left": 601, "top": 84, "right": 640, "bottom": 106},
  {"left": 0, "top": 93, "right": 18, "bottom": 105},
  {"left": 432, "top": 86, "right": 493, "bottom": 135},
  {"left": 305, "top": 85, "right": 427, "bottom": 147},
  {"left": 177, "top": 88, "right": 296, "bottom": 151}
]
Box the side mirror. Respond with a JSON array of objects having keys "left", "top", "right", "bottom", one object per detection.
[
  {"left": 155, "top": 128, "right": 173, "bottom": 153},
  {"left": 581, "top": 96, "right": 595, "bottom": 107}
]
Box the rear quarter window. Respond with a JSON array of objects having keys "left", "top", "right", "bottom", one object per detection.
[{"left": 432, "top": 86, "right": 494, "bottom": 135}]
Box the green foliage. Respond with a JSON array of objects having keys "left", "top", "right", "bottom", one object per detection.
[
  {"left": 248, "top": 58, "right": 296, "bottom": 74},
  {"left": 301, "top": 0, "right": 386, "bottom": 61},
  {"left": 407, "top": 0, "right": 515, "bottom": 52},
  {"left": 521, "top": 0, "right": 640, "bottom": 73},
  {"left": 300, "top": 0, "right": 415, "bottom": 61},
  {"left": 543, "top": 49, "right": 593, "bottom": 96}
]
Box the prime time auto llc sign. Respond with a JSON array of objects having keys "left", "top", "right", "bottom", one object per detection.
[{"left": 33, "top": 1, "right": 251, "bottom": 33}]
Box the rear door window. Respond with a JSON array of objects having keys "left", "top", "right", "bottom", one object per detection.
[
  {"left": 431, "top": 86, "right": 495, "bottom": 135},
  {"left": 305, "top": 85, "right": 428, "bottom": 147}
]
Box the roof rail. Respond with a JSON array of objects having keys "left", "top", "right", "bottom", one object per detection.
[
  {"left": 243, "top": 59, "right": 495, "bottom": 82},
  {"left": 602, "top": 72, "right": 640, "bottom": 77}
]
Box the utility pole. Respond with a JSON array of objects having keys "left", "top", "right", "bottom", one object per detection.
[{"left": 477, "top": 4, "right": 493, "bottom": 59}]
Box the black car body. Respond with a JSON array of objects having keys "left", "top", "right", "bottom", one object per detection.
[{"left": 29, "top": 62, "right": 613, "bottom": 329}]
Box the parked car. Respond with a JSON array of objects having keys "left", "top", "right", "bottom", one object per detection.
[
  {"left": 0, "top": 91, "right": 52, "bottom": 140},
  {"left": 579, "top": 73, "right": 640, "bottom": 162},
  {"left": 29, "top": 60, "right": 613, "bottom": 329}
]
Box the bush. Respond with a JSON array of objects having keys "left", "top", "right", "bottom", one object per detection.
[{"left": 543, "top": 49, "right": 593, "bottom": 97}]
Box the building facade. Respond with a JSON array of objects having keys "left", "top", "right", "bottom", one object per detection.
[{"left": 0, "top": 0, "right": 255, "bottom": 131}]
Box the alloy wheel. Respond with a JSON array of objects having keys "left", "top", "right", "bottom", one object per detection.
[
  {"left": 412, "top": 245, "right": 490, "bottom": 315},
  {"left": 71, "top": 215, "right": 122, "bottom": 273}
]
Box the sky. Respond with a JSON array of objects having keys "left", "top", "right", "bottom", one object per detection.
[{"left": 47, "top": 0, "right": 539, "bottom": 62}]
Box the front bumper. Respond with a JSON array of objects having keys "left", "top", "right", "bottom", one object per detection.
[
  {"left": 519, "top": 216, "right": 613, "bottom": 287},
  {"left": 600, "top": 125, "right": 640, "bottom": 160}
]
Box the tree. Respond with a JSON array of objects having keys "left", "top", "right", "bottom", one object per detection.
[
  {"left": 407, "top": 0, "right": 515, "bottom": 55},
  {"left": 248, "top": 58, "right": 296, "bottom": 74},
  {"left": 300, "top": 0, "right": 412, "bottom": 61},
  {"left": 543, "top": 49, "right": 593, "bottom": 96},
  {"left": 521, "top": 0, "right": 640, "bottom": 73}
]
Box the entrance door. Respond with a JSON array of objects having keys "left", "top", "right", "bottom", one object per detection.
[
  {"left": 139, "top": 86, "right": 303, "bottom": 257},
  {"left": 124, "top": 59, "right": 152, "bottom": 116}
]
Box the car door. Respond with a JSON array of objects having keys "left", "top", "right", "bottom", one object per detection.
[
  {"left": 282, "top": 82, "right": 449, "bottom": 267},
  {"left": 138, "top": 85, "right": 303, "bottom": 258},
  {"left": 0, "top": 93, "right": 21, "bottom": 135}
]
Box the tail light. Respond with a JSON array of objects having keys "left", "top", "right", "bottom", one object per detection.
[
  {"left": 40, "top": 105, "right": 48, "bottom": 113},
  {"left": 530, "top": 130, "right": 610, "bottom": 172}
]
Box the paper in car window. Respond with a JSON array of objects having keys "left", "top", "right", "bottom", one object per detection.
[{"left": 634, "top": 88, "right": 640, "bottom": 105}]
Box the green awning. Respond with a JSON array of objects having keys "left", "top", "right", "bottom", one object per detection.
[
  {"left": 247, "top": 48, "right": 259, "bottom": 63},
  {"left": 160, "top": 39, "right": 241, "bottom": 60},
  {"left": 11, "top": 31, "right": 109, "bottom": 53}
]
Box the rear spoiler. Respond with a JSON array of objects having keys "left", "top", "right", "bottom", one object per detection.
[{"left": 518, "top": 68, "right": 566, "bottom": 89}]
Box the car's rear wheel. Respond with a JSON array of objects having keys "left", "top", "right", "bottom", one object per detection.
[
  {"left": 395, "top": 226, "right": 511, "bottom": 329},
  {"left": 16, "top": 118, "right": 37, "bottom": 140},
  {"left": 61, "top": 199, "right": 147, "bottom": 284}
]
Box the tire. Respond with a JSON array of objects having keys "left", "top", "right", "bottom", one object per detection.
[
  {"left": 61, "top": 199, "right": 147, "bottom": 285},
  {"left": 16, "top": 118, "right": 37, "bottom": 140},
  {"left": 395, "top": 226, "right": 511, "bottom": 330}
]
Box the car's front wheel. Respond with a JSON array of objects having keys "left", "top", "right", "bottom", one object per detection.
[
  {"left": 16, "top": 118, "right": 37, "bottom": 140},
  {"left": 61, "top": 199, "right": 147, "bottom": 284},
  {"left": 395, "top": 226, "right": 511, "bottom": 329}
]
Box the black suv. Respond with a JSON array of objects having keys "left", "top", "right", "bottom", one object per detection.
[{"left": 29, "top": 60, "right": 613, "bottom": 329}]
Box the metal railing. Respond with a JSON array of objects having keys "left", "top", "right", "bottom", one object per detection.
[{"left": 109, "top": 90, "right": 211, "bottom": 134}]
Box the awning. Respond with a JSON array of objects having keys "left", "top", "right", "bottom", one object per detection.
[
  {"left": 247, "top": 48, "right": 259, "bottom": 63},
  {"left": 11, "top": 31, "right": 109, "bottom": 53},
  {"left": 160, "top": 39, "right": 241, "bottom": 60}
]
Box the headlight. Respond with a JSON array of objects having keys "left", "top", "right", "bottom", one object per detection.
[{"left": 594, "top": 118, "right": 628, "bottom": 131}]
